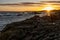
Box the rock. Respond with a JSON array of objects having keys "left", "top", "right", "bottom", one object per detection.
[{"left": 0, "top": 15, "right": 60, "bottom": 40}]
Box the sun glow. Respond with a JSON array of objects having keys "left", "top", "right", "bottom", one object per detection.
[
  {"left": 42, "top": 5, "right": 55, "bottom": 11},
  {"left": 42, "top": 5, "right": 55, "bottom": 16},
  {"left": 43, "top": 6, "right": 54, "bottom": 10}
]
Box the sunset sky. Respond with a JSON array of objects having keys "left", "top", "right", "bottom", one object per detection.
[
  {"left": 0, "top": 0, "right": 60, "bottom": 4},
  {"left": 0, "top": 0, "right": 60, "bottom": 11}
]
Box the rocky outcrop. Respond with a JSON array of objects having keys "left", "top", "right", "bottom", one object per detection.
[{"left": 0, "top": 15, "right": 60, "bottom": 40}]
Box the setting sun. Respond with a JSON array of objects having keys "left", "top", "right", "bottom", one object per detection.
[
  {"left": 42, "top": 5, "right": 55, "bottom": 11},
  {"left": 42, "top": 5, "right": 55, "bottom": 16}
]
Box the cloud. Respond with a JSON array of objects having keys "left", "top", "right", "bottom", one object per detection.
[{"left": 0, "top": 0, "right": 60, "bottom": 4}]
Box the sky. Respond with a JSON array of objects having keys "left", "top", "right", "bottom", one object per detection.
[
  {"left": 0, "top": 0, "right": 60, "bottom": 11},
  {"left": 0, "top": 0, "right": 60, "bottom": 4}
]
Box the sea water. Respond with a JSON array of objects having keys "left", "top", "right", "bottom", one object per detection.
[{"left": 0, "top": 12, "right": 34, "bottom": 31}]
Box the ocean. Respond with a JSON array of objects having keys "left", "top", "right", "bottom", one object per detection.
[{"left": 0, "top": 12, "right": 35, "bottom": 31}]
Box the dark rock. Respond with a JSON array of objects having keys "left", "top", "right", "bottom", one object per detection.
[{"left": 0, "top": 15, "right": 60, "bottom": 40}]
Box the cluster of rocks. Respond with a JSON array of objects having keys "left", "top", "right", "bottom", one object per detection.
[{"left": 0, "top": 15, "right": 60, "bottom": 40}]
